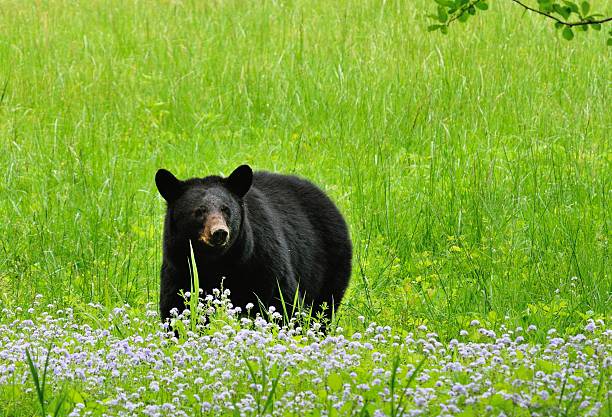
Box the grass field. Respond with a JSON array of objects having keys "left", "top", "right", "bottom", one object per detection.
[{"left": 0, "top": 0, "right": 610, "bottom": 415}]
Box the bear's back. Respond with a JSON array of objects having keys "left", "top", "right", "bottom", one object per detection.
[
  {"left": 246, "top": 171, "right": 352, "bottom": 310},
  {"left": 250, "top": 171, "right": 348, "bottom": 237}
]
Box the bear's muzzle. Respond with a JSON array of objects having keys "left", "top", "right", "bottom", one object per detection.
[{"left": 199, "top": 212, "right": 229, "bottom": 247}]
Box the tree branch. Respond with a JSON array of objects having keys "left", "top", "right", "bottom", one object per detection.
[
  {"left": 509, "top": 0, "right": 612, "bottom": 27},
  {"left": 447, "top": 0, "right": 482, "bottom": 24}
]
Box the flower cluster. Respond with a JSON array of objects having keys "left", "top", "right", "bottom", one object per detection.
[{"left": 0, "top": 292, "right": 608, "bottom": 417}]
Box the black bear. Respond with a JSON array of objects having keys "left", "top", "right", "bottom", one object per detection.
[{"left": 155, "top": 165, "right": 352, "bottom": 323}]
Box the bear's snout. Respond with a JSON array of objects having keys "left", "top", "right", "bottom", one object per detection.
[
  {"left": 199, "top": 212, "right": 229, "bottom": 247},
  {"left": 210, "top": 228, "right": 228, "bottom": 246}
]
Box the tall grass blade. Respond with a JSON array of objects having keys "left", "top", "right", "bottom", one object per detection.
[
  {"left": 25, "top": 345, "right": 52, "bottom": 416},
  {"left": 188, "top": 240, "right": 200, "bottom": 333}
]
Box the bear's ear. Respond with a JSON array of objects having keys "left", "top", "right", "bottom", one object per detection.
[
  {"left": 155, "top": 169, "right": 184, "bottom": 202},
  {"left": 226, "top": 165, "right": 253, "bottom": 198}
]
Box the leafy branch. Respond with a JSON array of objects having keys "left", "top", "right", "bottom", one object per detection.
[{"left": 428, "top": 0, "right": 612, "bottom": 44}]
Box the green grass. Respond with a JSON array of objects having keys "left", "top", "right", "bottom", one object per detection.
[{"left": 0, "top": 0, "right": 609, "bottom": 339}]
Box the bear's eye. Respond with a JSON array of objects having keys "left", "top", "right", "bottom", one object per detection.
[
  {"left": 194, "top": 208, "right": 205, "bottom": 219},
  {"left": 221, "top": 205, "right": 230, "bottom": 216}
]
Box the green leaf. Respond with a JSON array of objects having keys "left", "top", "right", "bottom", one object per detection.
[
  {"left": 438, "top": 6, "right": 448, "bottom": 22},
  {"left": 580, "top": 1, "right": 590, "bottom": 15},
  {"left": 458, "top": 12, "right": 469, "bottom": 22},
  {"left": 66, "top": 389, "right": 85, "bottom": 404},
  {"left": 490, "top": 394, "right": 513, "bottom": 412},
  {"left": 468, "top": 5, "right": 476, "bottom": 15},
  {"left": 554, "top": 4, "right": 571, "bottom": 19},
  {"left": 607, "top": 37, "right": 612, "bottom": 46},
  {"left": 327, "top": 373, "right": 343, "bottom": 391},
  {"left": 441, "top": 25, "right": 449, "bottom": 34},
  {"left": 515, "top": 366, "right": 533, "bottom": 380},
  {"left": 555, "top": 21, "right": 564, "bottom": 29},
  {"left": 427, "top": 24, "right": 443, "bottom": 32},
  {"left": 475, "top": 1, "right": 489, "bottom": 10},
  {"left": 540, "top": 2, "right": 554, "bottom": 12},
  {"left": 591, "top": 23, "right": 601, "bottom": 31},
  {"left": 316, "top": 389, "right": 327, "bottom": 400},
  {"left": 562, "top": 26, "right": 574, "bottom": 40},
  {"left": 562, "top": 0, "right": 579, "bottom": 14},
  {"left": 536, "top": 359, "right": 560, "bottom": 373},
  {"left": 457, "top": 406, "right": 477, "bottom": 417},
  {"left": 578, "top": 24, "right": 588, "bottom": 31}
]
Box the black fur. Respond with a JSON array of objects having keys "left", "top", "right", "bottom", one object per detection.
[{"left": 156, "top": 165, "right": 352, "bottom": 322}]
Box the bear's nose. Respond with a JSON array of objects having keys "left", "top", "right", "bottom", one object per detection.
[{"left": 210, "top": 228, "right": 229, "bottom": 246}]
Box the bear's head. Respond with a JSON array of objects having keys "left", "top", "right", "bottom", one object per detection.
[{"left": 155, "top": 165, "right": 253, "bottom": 256}]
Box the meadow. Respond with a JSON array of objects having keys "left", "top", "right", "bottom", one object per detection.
[{"left": 0, "top": 0, "right": 609, "bottom": 415}]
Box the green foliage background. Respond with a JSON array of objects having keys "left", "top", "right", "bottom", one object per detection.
[{"left": 0, "top": 0, "right": 609, "bottom": 336}]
